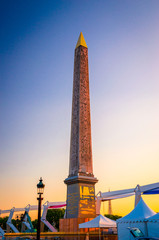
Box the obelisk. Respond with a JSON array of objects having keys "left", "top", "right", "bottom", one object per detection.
[{"left": 60, "top": 33, "right": 98, "bottom": 231}]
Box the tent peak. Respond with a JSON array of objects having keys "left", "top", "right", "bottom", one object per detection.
[{"left": 117, "top": 197, "right": 155, "bottom": 223}]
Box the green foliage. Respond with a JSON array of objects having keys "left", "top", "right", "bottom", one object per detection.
[
  {"left": 12, "top": 218, "right": 21, "bottom": 231},
  {"left": 0, "top": 216, "right": 22, "bottom": 231},
  {"left": 104, "top": 214, "right": 122, "bottom": 220},
  {"left": 31, "top": 219, "right": 38, "bottom": 230},
  {"left": 0, "top": 209, "right": 65, "bottom": 232},
  {"left": 46, "top": 208, "right": 65, "bottom": 230},
  {"left": 0, "top": 217, "right": 8, "bottom": 230}
]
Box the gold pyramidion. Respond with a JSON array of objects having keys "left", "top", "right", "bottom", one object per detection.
[{"left": 75, "top": 32, "right": 88, "bottom": 49}]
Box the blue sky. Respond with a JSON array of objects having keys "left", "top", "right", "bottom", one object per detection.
[{"left": 0, "top": 0, "right": 159, "bottom": 216}]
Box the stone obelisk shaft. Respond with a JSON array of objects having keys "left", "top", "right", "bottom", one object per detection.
[
  {"left": 64, "top": 33, "right": 98, "bottom": 221},
  {"left": 69, "top": 39, "right": 93, "bottom": 177}
]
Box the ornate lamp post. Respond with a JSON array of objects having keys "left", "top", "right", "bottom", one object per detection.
[{"left": 37, "top": 177, "right": 45, "bottom": 240}]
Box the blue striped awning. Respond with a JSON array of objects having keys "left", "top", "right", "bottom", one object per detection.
[{"left": 143, "top": 187, "right": 159, "bottom": 195}]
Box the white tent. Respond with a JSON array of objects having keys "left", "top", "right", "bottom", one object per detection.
[
  {"left": 117, "top": 198, "right": 155, "bottom": 240},
  {"left": 147, "top": 213, "right": 159, "bottom": 238},
  {"left": 79, "top": 214, "right": 116, "bottom": 229},
  {"left": 79, "top": 215, "right": 116, "bottom": 240}
]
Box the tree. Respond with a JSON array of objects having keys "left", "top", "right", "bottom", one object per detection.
[
  {"left": 104, "top": 214, "right": 122, "bottom": 221},
  {"left": 0, "top": 209, "right": 65, "bottom": 232},
  {"left": 0, "top": 216, "right": 22, "bottom": 231},
  {"left": 0, "top": 217, "right": 8, "bottom": 230},
  {"left": 32, "top": 219, "right": 38, "bottom": 230},
  {"left": 12, "top": 219, "right": 21, "bottom": 231},
  {"left": 46, "top": 208, "right": 65, "bottom": 230}
]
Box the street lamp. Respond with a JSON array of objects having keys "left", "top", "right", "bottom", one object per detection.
[{"left": 37, "top": 177, "right": 45, "bottom": 240}]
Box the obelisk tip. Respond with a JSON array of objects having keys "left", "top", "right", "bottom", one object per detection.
[{"left": 75, "top": 32, "right": 87, "bottom": 49}]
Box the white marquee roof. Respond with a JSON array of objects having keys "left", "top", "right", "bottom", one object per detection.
[
  {"left": 117, "top": 198, "right": 155, "bottom": 223},
  {"left": 79, "top": 214, "right": 116, "bottom": 229}
]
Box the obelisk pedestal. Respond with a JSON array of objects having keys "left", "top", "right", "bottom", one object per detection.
[{"left": 60, "top": 33, "right": 98, "bottom": 233}]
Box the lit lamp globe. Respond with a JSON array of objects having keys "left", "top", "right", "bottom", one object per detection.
[{"left": 37, "top": 177, "right": 45, "bottom": 196}]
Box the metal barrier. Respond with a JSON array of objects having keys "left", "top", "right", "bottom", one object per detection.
[{"left": 4, "top": 232, "right": 118, "bottom": 240}]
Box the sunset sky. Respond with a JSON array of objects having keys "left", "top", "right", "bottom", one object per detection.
[{"left": 1, "top": 0, "right": 159, "bottom": 219}]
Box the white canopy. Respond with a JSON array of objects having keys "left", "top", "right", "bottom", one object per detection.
[
  {"left": 117, "top": 197, "right": 155, "bottom": 223},
  {"left": 79, "top": 214, "right": 116, "bottom": 229}
]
